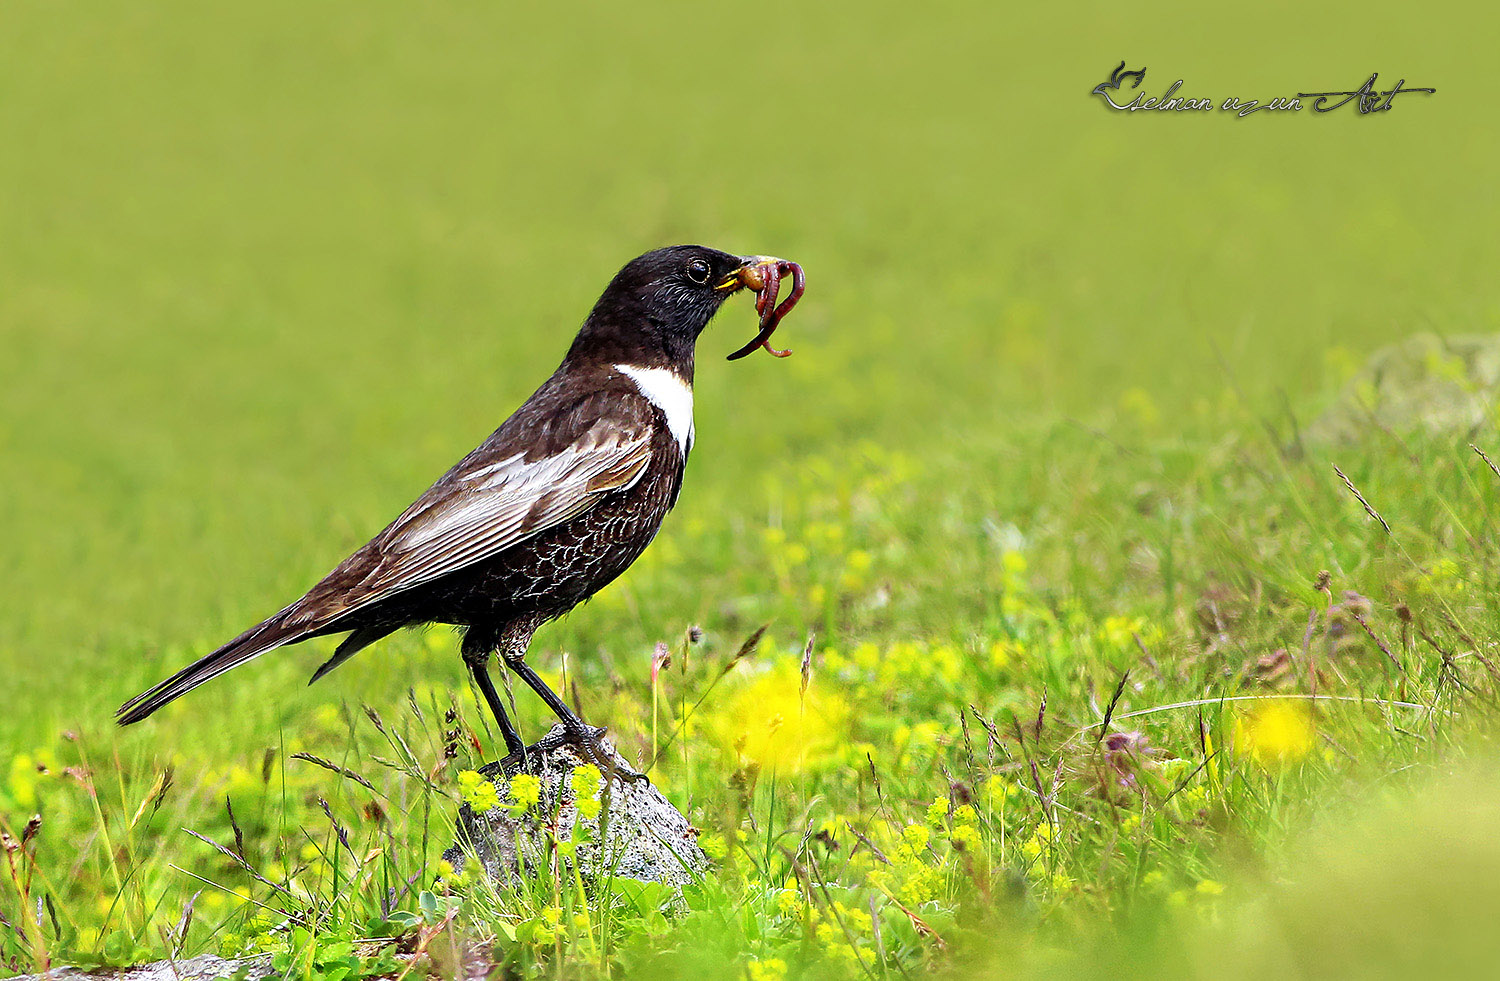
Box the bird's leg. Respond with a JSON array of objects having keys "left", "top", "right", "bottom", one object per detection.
[
  {"left": 499, "top": 643, "right": 647, "bottom": 784},
  {"left": 504, "top": 655, "right": 650, "bottom": 784},
  {"left": 494, "top": 617, "right": 647, "bottom": 783},
  {"left": 461, "top": 635, "right": 527, "bottom": 768},
  {"left": 501, "top": 654, "right": 596, "bottom": 741},
  {"left": 504, "top": 654, "right": 647, "bottom": 784}
]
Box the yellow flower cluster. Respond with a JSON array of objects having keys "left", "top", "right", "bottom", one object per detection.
[
  {"left": 1166, "top": 879, "right": 1227, "bottom": 913},
  {"left": 529, "top": 905, "right": 562, "bottom": 946},
  {"left": 457, "top": 770, "right": 500, "bottom": 813},
  {"left": 759, "top": 519, "right": 880, "bottom": 611},
  {"left": 925, "top": 796, "right": 985, "bottom": 858},
  {"left": 984, "top": 774, "right": 1024, "bottom": 810},
  {"left": 699, "top": 832, "right": 728, "bottom": 862},
  {"left": 775, "top": 879, "right": 804, "bottom": 918},
  {"left": 747, "top": 956, "right": 788, "bottom": 981},
  {"left": 824, "top": 639, "right": 967, "bottom": 690},
  {"left": 1233, "top": 701, "right": 1316, "bottom": 769},
  {"left": 1098, "top": 614, "right": 1156, "bottom": 650},
  {"left": 949, "top": 806, "right": 981, "bottom": 852},
  {"left": 1019, "top": 821, "right": 1052, "bottom": 863},
  {"left": 6, "top": 750, "right": 59, "bottom": 810},
  {"left": 506, "top": 773, "right": 542, "bottom": 817},
  {"left": 1419, "top": 556, "right": 1468, "bottom": 599},
  {"left": 571, "top": 764, "right": 602, "bottom": 821},
  {"left": 813, "top": 901, "right": 869, "bottom": 966},
  {"left": 891, "top": 824, "right": 942, "bottom": 906},
  {"left": 716, "top": 659, "right": 848, "bottom": 775}
]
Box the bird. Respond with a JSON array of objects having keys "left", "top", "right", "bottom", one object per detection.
[{"left": 117, "top": 245, "right": 795, "bottom": 768}]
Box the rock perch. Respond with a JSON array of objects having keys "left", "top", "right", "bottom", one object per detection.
[{"left": 444, "top": 724, "right": 709, "bottom": 888}]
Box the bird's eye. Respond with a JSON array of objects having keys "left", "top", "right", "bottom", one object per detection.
[{"left": 686, "top": 258, "right": 711, "bottom": 284}]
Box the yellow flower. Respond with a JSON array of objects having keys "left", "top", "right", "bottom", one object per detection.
[
  {"left": 900, "top": 824, "right": 930, "bottom": 854},
  {"left": 984, "top": 774, "right": 1021, "bottom": 808},
  {"left": 950, "top": 824, "right": 982, "bottom": 852},
  {"left": 898, "top": 865, "right": 941, "bottom": 906},
  {"left": 715, "top": 661, "right": 847, "bottom": 774},
  {"left": 571, "top": 764, "right": 602, "bottom": 820},
  {"left": 747, "top": 957, "right": 788, "bottom": 981},
  {"left": 1099, "top": 615, "right": 1146, "bottom": 649},
  {"left": 1020, "top": 823, "right": 1052, "bottom": 863},
  {"left": 1119, "top": 387, "right": 1160, "bottom": 427},
  {"left": 1234, "top": 701, "right": 1316, "bottom": 768},
  {"left": 988, "top": 640, "right": 1020, "bottom": 669},
  {"left": 458, "top": 771, "right": 501, "bottom": 813},
  {"left": 851, "top": 643, "right": 880, "bottom": 670},
  {"left": 506, "top": 774, "right": 542, "bottom": 816},
  {"left": 7, "top": 749, "right": 64, "bottom": 810},
  {"left": 312, "top": 703, "right": 343, "bottom": 730}
]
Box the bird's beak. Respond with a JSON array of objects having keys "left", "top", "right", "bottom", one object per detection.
[{"left": 715, "top": 255, "right": 784, "bottom": 292}]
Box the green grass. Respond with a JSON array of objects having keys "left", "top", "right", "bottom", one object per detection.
[{"left": 4, "top": 0, "right": 1500, "bottom": 976}]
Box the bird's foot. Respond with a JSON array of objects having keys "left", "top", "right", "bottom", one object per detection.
[
  {"left": 559, "top": 722, "right": 609, "bottom": 749},
  {"left": 561, "top": 721, "right": 651, "bottom": 785},
  {"left": 494, "top": 722, "right": 649, "bottom": 785},
  {"left": 497, "top": 747, "right": 531, "bottom": 778}
]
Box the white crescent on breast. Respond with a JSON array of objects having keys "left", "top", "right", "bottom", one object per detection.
[{"left": 615, "top": 364, "right": 694, "bottom": 455}]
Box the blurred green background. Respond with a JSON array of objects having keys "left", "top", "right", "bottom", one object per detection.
[
  {"left": 4, "top": 0, "right": 1499, "bottom": 976},
  {"left": 4, "top": 0, "right": 1488, "bottom": 730}
]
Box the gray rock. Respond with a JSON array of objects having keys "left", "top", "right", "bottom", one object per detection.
[
  {"left": 4, "top": 952, "right": 273, "bottom": 981},
  {"left": 1307, "top": 333, "right": 1500, "bottom": 444},
  {"left": 2, "top": 730, "right": 706, "bottom": 981},
  {"left": 444, "top": 725, "right": 708, "bottom": 889}
]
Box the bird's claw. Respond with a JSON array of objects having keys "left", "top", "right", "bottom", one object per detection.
[{"left": 495, "top": 722, "right": 650, "bottom": 785}]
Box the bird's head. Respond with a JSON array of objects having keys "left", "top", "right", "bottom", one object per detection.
[{"left": 567, "top": 245, "right": 788, "bottom": 372}]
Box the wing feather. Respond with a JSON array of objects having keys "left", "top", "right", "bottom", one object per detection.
[
  {"left": 283, "top": 411, "right": 657, "bottom": 630},
  {"left": 370, "top": 421, "right": 653, "bottom": 596}
]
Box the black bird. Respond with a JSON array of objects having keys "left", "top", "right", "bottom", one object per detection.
[{"left": 118, "top": 246, "right": 796, "bottom": 765}]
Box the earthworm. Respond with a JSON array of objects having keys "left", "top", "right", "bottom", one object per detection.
[{"left": 726, "top": 260, "right": 804, "bottom": 361}]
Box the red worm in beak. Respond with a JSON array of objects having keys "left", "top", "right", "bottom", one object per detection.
[{"left": 726, "top": 260, "right": 804, "bottom": 361}]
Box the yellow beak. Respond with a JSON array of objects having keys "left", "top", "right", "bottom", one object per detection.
[{"left": 716, "top": 255, "right": 784, "bottom": 291}]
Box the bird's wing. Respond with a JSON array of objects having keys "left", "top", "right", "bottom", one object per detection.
[
  {"left": 373, "top": 419, "right": 653, "bottom": 595},
  {"left": 284, "top": 399, "right": 656, "bottom": 628}
]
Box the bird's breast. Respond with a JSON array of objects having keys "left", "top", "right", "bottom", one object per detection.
[{"left": 613, "top": 364, "right": 694, "bottom": 457}]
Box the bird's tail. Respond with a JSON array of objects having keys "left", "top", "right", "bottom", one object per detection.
[{"left": 117, "top": 614, "right": 307, "bottom": 725}]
